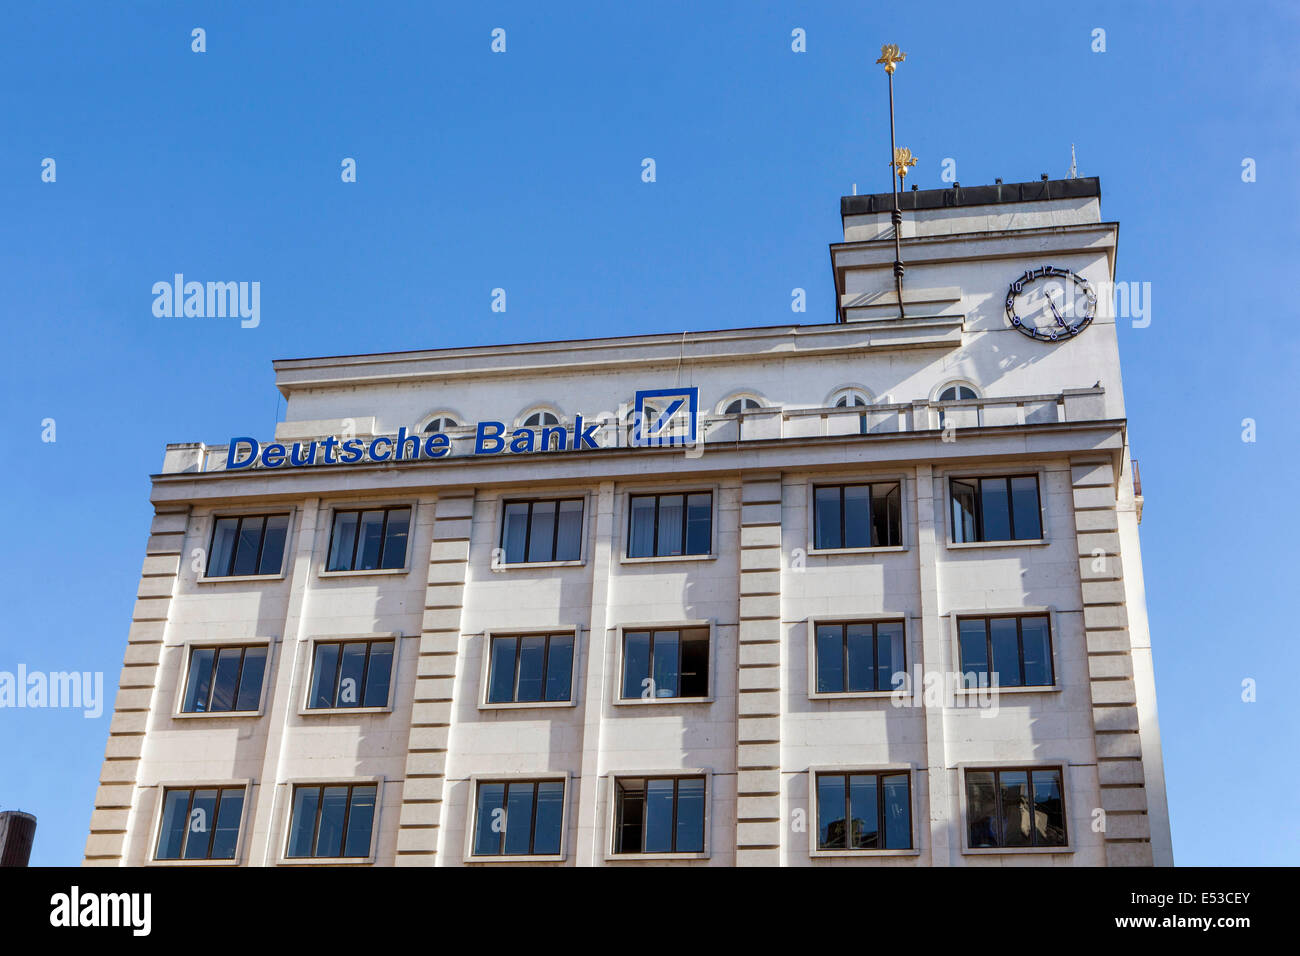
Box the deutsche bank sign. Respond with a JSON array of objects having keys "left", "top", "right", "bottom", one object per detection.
[{"left": 225, "top": 387, "right": 700, "bottom": 471}]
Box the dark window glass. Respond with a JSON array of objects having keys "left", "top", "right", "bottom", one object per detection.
[
  {"left": 816, "top": 772, "right": 911, "bottom": 850},
  {"left": 627, "top": 492, "right": 712, "bottom": 558},
  {"left": 950, "top": 476, "right": 1041, "bottom": 543},
  {"left": 486, "top": 633, "right": 575, "bottom": 704},
  {"left": 206, "top": 514, "right": 291, "bottom": 577},
  {"left": 306, "top": 639, "right": 396, "bottom": 709},
  {"left": 813, "top": 483, "right": 901, "bottom": 549},
  {"left": 326, "top": 507, "right": 411, "bottom": 572},
  {"left": 813, "top": 621, "right": 905, "bottom": 693},
  {"left": 499, "top": 498, "right": 584, "bottom": 563},
  {"left": 155, "top": 786, "right": 245, "bottom": 861},
  {"left": 957, "top": 615, "right": 1054, "bottom": 688},
  {"left": 965, "top": 768, "right": 1067, "bottom": 849},
  {"left": 182, "top": 645, "right": 269, "bottom": 713},
  {"left": 613, "top": 777, "right": 706, "bottom": 854},
  {"left": 619, "top": 628, "right": 709, "bottom": 699},
  {"left": 286, "top": 784, "right": 378, "bottom": 859},
  {"left": 471, "top": 780, "right": 566, "bottom": 857}
]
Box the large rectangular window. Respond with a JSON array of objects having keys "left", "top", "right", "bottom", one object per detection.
[
  {"left": 155, "top": 786, "right": 245, "bottom": 861},
  {"left": 486, "top": 633, "right": 575, "bottom": 704},
  {"left": 306, "top": 639, "right": 395, "bottom": 709},
  {"left": 326, "top": 506, "right": 411, "bottom": 571},
  {"left": 471, "top": 780, "right": 566, "bottom": 857},
  {"left": 207, "top": 514, "right": 290, "bottom": 577},
  {"left": 613, "top": 776, "right": 706, "bottom": 855},
  {"left": 181, "top": 645, "right": 268, "bottom": 714},
  {"left": 620, "top": 628, "right": 709, "bottom": 700},
  {"left": 500, "top": 498, "right": 583, "bottom": 564},
  {"left": 950, "top": 475, "right": 1042, "bottom": 543},
  {"left": 813, "top": 482, "right": 901, "bottom": 549},
  {"left": 627, "top": 492, "right": 712, "bottom": 558},
  {"left": 286, "top": 783, "right": 378, "bottom": 859},
  {"left": 957, "top": 614, "right": 1054, "bottom": 688},
  {"left": 965, "top": 767, "right": 1067, "bottom": 849},
  {"left": 814, "top": 621, "right": 905, "bottom": 694},
  {"left": 815, "top": 772, "right": 911, "bottom": 851}
]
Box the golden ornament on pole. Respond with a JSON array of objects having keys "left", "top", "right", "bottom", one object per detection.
[
  {"left": 892, "top": 147, "right": 918, "bottom": 183},
  {"left": 876, "top": 43, "right": 906, "bottom": 74}
]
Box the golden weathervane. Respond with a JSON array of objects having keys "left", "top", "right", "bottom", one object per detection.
[
  {"left": 876, "top": 43, "right": 906, "bottom": 74},
  {"left": 892, "top": 146, "right": 918, "bottom": 183}
]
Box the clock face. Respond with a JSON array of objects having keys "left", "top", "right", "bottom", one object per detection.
[{"left": 1005, "top": 265, "right": 1096, "bottom": 342}]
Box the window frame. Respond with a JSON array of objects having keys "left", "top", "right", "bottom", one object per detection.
[
  {"left": 147, "top": 778, "right": 253, "bottom": 866},
  {"left": 496, "top": 495, "right": 588, "bottom": 567},
  {"left": 278, "top": 776, "right": 384, "bottom": 865},
  {"left": 298, "top": 632, "right": 403, "bottom": 716},
  {"left": 958, "top": 763, "right": 1073, "bottom": 855},
  {"left": 943, "top": 468, "right": 1049, "bottom": 549},
  {"left": 613, "top": 622, "right": 715, "bottom": 706},
  {"left": 462, "top": 773, "right": 571, "bottom": 863},
  {"left": 807, "top": 765, "right": 920, "bottom": 858},
  {"left": 173, "top": 639, "right": 276, "bottom": 719},
  {"left": 621, "top": 487, "right": 717, "bottom": 563},
  {"left": 604, "top": 770, "right": 712, "bottom": 861},
  {"left": 196, "top": 508, "right": 295, "bottom": 583},
  {"left": 806, "top": 616, "right": 910, "bottom": 700},
  {"left": 479, "top": 627, "right": 582, "bottom": 710},
  {"left": 809, "top": 479, "right": 906, "bottom": 553},
  {"left": 318, "top": 501, "right": 417, "bottom": 577},
  {"left": 954, "top": 611, "right": 1058, "bottom": 691}
]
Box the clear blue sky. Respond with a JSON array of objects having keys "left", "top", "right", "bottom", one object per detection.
[{"left": 1, "top": 1, "right": 1296, "bottom": 866}]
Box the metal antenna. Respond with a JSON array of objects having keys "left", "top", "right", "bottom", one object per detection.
[
  {"left": 1069, "top": 143, "right": 1078, "bottom": 179},
  {"left": 877, "top": 43, "right": 914, "bottom": 319}
]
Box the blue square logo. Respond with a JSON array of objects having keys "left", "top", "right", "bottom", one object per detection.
[{"left": 632, "top": 387, "right": 698, "bottom": 447}]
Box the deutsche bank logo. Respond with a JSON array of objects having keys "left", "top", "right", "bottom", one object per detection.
[{"left": 632, "top": 387, "right": 698, "bottom": 447}]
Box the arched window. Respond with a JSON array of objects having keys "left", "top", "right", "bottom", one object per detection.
[
  {"left": 829, "top": 388, "right": 872, "bottom": 435},
  {"left": 723, "top": 396, "right": 762, "bottom": 415},
  {"left": 521, "top": 410, "right": 561, "bottom": 428},
  {"left": 422, "top": 415, "right": 460, "bottom": 434},
  {"left": 936, "top": 383, "right": 979, "bottom": 429},
  {"left": 938, "top": 384, "right": 977, "bottom": 402}
]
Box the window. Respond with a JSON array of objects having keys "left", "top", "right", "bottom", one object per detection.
[
  {"left": 423, "top": 416, "right": 459, "bottom": 433},
  {"left": 620, "top": 627, "right": 709, "bottom": 700},
  {"left": 950, "top": 475, "right": 1042, "bottom": 543},
  {"left": 471, "top": 780, "right": 565, "bottom": 857},
  {"left": 627, "top": 491, "right": 711, "bottom": 558},
  {"left": 155, "top": 786, "right": 245, "bottom": 861},
  {"left": 937, "top": 384, "right": 977, "bottom": 429},
  {"left": 957, "top": 614, "right": 1054, "bottom": 688},
  {"left": 723, "top": 396, "right": 761, "bottom": 415},
  {"left": 500, "top": 498, "right": 583, "bottom": 563},
  {"left": 965, "top": 767, "right": 1067, "bottom": 849},
  {"left": 486, "top": 633, "right": 575, "bottom": 704},
  {"left": 813, "top": 482, "right": 901, "bottom": 549},
  {"left": 326, "top": 505, "right": 411, "bottom": 571},
  {"left": 306, "top": 639, "right": 395, "bottom": 709},
  {"left": 181, "top": 645, "right": 268, "bottom": 713},
  {"left": 613, "top": 776, "right": 706, "bottom": 854},
  {"left": 814, "top": 621, "right": 905, "bottom": 693},
  {"left": 832, "top": 389, "right": 871, "bottom": 435},
  {"left": 815, "top": 772, "right": 911, "bottom": 851},
  {"left": 286, "top": 783, "right": 378, "bottom": 859},
  {"left": 522, "top": 410, "right": 560, "bottom": 428},
  {"left": 207, "top": 513, "right": 290, "bottom": 577},
  {"left": 939, "top": 384, "right": 977, "bottom": 402}
]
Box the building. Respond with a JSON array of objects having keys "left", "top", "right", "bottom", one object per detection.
[
  {"left": 0, "top": 810, "right": 37, "bottom": 867},
  {"left": 85, "top": 176, "right": 1172, "bottom": 866}
]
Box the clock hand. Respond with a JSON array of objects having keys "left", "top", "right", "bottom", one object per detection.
[{"left": 1045, "top": 291, "right": 1067, "bottom": 327}]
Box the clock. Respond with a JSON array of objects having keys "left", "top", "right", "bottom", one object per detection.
[{"left": 1005, "top": 265, "right": 1096, "bottom": 341}]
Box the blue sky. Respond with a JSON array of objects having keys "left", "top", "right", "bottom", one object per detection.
[{"left": 1, "top": 1, "right": 1296, "bottom": 866}]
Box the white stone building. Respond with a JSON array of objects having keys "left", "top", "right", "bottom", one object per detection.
[{"left": 86, "top": 177, "right": 1172, "bottom": 866}]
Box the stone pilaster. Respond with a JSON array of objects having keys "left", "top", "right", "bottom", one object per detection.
[
  {"left": 394, "top": 494, "right": 474, "bottom": 865},
  {"left": 1071, "top": 460, "right": 1154, "bottom": 866},
  {"left": 83, "top": 505, "right": 189, "bottom": 866},
  {"left": 735, "top": 476, "right": 783, "bottom": 866}
]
